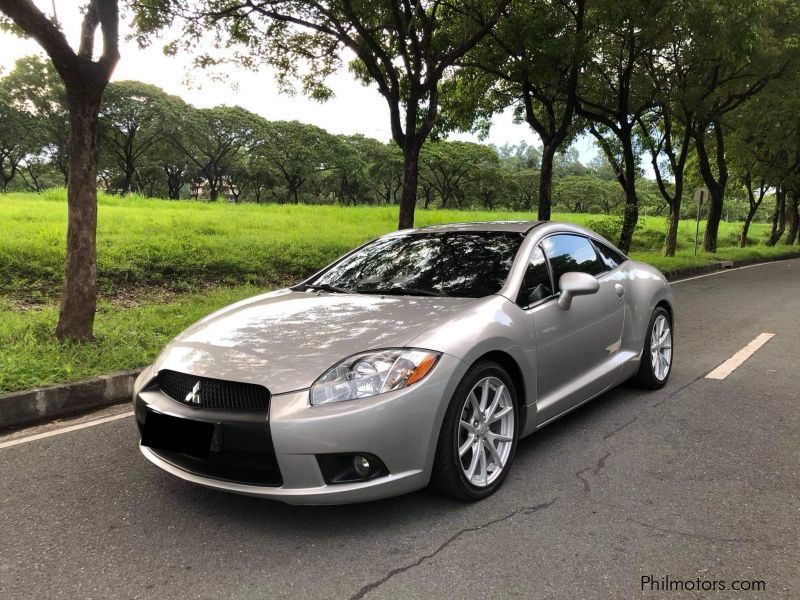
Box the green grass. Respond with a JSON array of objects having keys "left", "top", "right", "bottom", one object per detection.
[
  {"left": 0, "top": 189, "right": 796, "bottom": 394},
  {"left": 0, "top": 189, "right": 780, "bottom": 295},
  {"left": 0, "top": 286, "right": 260, "bottom": 394}
]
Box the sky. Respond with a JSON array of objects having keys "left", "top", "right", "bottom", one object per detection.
[{"left": 0, "top": 1, "right": 599, "bottom": 163}]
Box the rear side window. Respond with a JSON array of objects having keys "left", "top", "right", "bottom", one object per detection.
[
  {"left": 542, "top": 234, "right": 605, "bottom": 290},
  {"left": 593, "top": 240, "right": 627, "bottom": 269}
]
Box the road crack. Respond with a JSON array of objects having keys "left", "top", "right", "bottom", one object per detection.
[
  {"left": 603, "top": 417, "right": 637, "bottom": 439},
  {"left": 652, "top": 372, "right": 707, "bottom": 407},
  {"left": 575, "top": 452, "right": 612, "bottom": 492},
  {"left": 627, "top": 517, "right": 776, "bottom": 548},
  {"left": 349, "top": 497, "right": 559, "bottom": 600}
]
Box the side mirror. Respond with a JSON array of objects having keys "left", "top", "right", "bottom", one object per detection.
[{"left": 557, "top": 272, "right": 600, "bottom": 310}]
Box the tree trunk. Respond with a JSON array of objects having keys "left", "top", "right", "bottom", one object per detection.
[
  {"left": 785, "top": 191, "right": 799, "bottom": 245},
  {"left": 664, "top": 202, "right": 680, "bottom": 256},
  {"left": 702, "top": 185, "right": 725, "bottom": 253},
  {"left": 55, "top": 90, "right": 103, "bottom": 341},
  {"left": 696, "top": 122, "right": 728, "bottom": 253},
  {"left": 122, "top": 166, "right": 134, "bottom": 194},
  {"left": 398, "top": 140, "right": 421, "bottom": 229},
  {"left": 537, "top": 143, "right": 556, "bottom": 221},
  {"left": 766, "top": 188, "right": 787, "bottom": 246},
  {"left": 739, "top": 210, "right": 756, "bottom": 248},
  {"left": 617, "top": 140, "right": 639, "bottom": 254}
]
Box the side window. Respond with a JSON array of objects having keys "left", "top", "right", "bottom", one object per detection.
[
  {"left": 593, "top": 240, "right": 628, "bottom": 270},
  {"left": 517, "top": 245, "right": 553, "bottom": 307},
  {"left": 542, "top": 234, "right": 606, "bottom": 291}
]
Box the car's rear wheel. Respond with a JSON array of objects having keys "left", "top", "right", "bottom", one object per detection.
[
  {"left": 430, "top": 361, "right": 519, "bottom": 501},
  {"left": 634, "top": 306, "right": 673, "bottom": 389}
]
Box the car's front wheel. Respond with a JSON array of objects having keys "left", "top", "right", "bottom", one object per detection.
[
  {"left": 430, "top": 361, "right": 519, "bottom": 501},
  {"left": 634, "top": 306, "right": 674, "bottom": 389}
]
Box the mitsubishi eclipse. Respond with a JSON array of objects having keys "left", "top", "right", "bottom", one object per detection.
[{"left": 133, "top": 221, "right": 673, "bottom": 504}]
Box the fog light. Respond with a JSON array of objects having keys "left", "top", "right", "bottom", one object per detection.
[
  {"left": 316, "top": 453, "right": 388, "bottom": 484},
  {"left": 354, "top": 455, "right": 371, "bottom": 477}
]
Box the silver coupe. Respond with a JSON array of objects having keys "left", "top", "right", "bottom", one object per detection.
[{"left": 133, "top": 221, "right": 674, "bottom": 504}]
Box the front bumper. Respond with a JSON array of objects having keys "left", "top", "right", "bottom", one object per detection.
[{"left": 134, "top": 353, "right": 467, "bottom": 504}]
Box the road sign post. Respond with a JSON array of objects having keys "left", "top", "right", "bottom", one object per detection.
[{"left": 693, "top": 187, "right": 708, "bottom": 256}]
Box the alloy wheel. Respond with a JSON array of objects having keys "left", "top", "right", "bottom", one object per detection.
[
  {"left": 650, "top": 314, "right": 672, "bottom": 381},
  {"left": 457, "top": 376, "right": 515, "bottom": 487}
]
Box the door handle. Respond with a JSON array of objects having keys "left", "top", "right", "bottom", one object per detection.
[{"left": 614, "top": 284, "right": 625, "bottom": 297}]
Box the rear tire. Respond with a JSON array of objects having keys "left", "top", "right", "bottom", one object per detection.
[
  {"left": 633, "top": 306, "right": 673, "bottom": 389},
  {"left": 430, "top": 361, "right": 519, "bottom": 501}
]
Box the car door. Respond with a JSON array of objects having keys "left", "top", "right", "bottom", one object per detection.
[{"left": 528, "top": 234, "right": 625, "bottom": 424}]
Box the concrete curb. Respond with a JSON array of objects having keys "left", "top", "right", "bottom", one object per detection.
[
  {"left": 1, "top": 252, "right": 798, "bottom": 430},
  {"left": 0, "top": 370, "right": 141, "bottom": 431}
]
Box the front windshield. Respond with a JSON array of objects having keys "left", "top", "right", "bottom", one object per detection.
[{"left": 307, "top": 231, "right": 524, "bottom": 298}]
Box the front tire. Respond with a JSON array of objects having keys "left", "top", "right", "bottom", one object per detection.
[
  {"left": 430, "top": 361, "right": 519, "bottom": 501},
  {"left": 634, "top": 306, "right": 673, "bottom": 389}
]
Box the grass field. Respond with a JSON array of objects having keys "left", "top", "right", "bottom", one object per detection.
[{"left": 1, "top": 190, "right": 796, "bottom": 394}]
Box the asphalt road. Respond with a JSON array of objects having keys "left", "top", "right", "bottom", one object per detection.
[{"left": 1, "top": 259, "right": 798, "bottom": 600}]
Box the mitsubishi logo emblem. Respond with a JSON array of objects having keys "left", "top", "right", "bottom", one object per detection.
[{"left": 185, "top": 381, "right": 202, "bottom": 405}]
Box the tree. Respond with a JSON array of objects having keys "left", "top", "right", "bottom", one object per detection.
[
  {"left": 684, "top": 1, "right": 788, "bottom": 252},
  {"left": 553, "top": 175, "right": 622, "bottom": 215},
  {"left": 466, "top": 154, "right": 506, "bottom": 209},
  {"left": 2, "top": 55, "right": 69, "bottom": 183},
  {"left": 0, "top": 0, "right": 120, "bottom": 341},
  {"left": 332, "top": 135, "right": 385, "bottom": 205},
  {"left": 451, "top": 0, "right": 586, "bottom": 220},
  {"left": 420, "top": 141, "right": 496, "bottom": 208},
  {"left": 258, "top": 120, "right": 337, "bottom": 203},
  {"left": 99, "top": 81, "right": 184, "bottom": 194},
  {"left": 635, "top": 7, "right": 696, "bottom": 256},
  {"left": 170, "top": 106, "right": 260, "bottom": 201},
  {"left": 575, "top": 0, "right": 665, "bottom": 253},
  {"left": 509, "top": 169, "right": 539, "bottom": 211},
  {"left": 132, "top": 0, "right": 510, "bottom": 229},
  {"left": 369, "top": 143, "right": 404, "bottom": 205},
  {"left": 0, "top": 84, "right": 34, "bottom": 192}
]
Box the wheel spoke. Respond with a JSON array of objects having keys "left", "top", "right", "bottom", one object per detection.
[
  {"left": 466, "top": 443, "right": 480, "bottom": 480},
  {"left": 469, "top": 391, "right": 481, "bottom": 418},
  {"left": 488, "top": 432, "right": 512, "bottom": 443},
  {"left": 489, "top": 406, "right": 512, "bottom": 424},
  {"left": 484, "top": 437, "right": 503, "bottom": 468},
  {"left": 458, "top": 434, "right": 475, "bottom": 457},
  {"left": 486, "top": 384, "right": 504, "bottom": 420},
  {"left": 478, "top": 445, "right": 488, "bottom": 486},
  {"left": 460, "top": 419, "right": 476, "bottom": 433},
  {"left": 480, "top": 379, "right": 490, "bottom": 411}
]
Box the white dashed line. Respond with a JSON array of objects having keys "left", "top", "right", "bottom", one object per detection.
[
  {"left": 705, "top": 333, "right": 776, "bottom": 380},
  {"left": 0, "top": 411, "right": 134, "bottom": 450}
]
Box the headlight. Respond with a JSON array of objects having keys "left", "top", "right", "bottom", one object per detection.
[{"left": 310, "top": 348, "right": 442, "bottom": 406}]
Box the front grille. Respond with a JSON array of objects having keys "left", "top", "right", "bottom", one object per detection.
[{"left": 157, "top": 369, "right": 270, "bottom": 411}]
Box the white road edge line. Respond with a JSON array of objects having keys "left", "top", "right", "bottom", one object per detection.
[
  {"left": 0, "top": 411, "right": 134, "bottom": 450},
  {"left": 671, "top": 258, "right": 795, "bottom": 284},
  {"left": 705, "top": 333, "right": 776, "bottom": 380}
]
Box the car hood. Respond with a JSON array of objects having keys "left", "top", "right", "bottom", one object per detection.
[{"left": 153, "top": 289, "right": 478, "bottom": 394}]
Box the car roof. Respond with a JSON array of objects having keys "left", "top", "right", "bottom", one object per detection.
[{"left": 398, "top": 220, "right": 543, "bottom": 234}]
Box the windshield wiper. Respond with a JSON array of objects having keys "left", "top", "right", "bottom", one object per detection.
[
  {"left": 303, "top": 283, "right": 352, "bottom": 294},
  {"left": 356, "top": 285, "right": 442, "bottom": 297}
]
